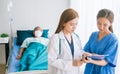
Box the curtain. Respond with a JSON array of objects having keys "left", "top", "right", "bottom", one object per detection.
[{"left": 70, "top": 0, "right": 120, "bottom": 74}]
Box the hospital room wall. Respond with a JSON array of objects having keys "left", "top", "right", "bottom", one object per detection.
[
  {"left": 70, "top": 0, "right": 120, "bottom": 73},
  {"left": 0, "top": 0, "right": 10, "bottom": 35},
  {"left": 0, "top": 0, "right": 70, "bottom": 37}
]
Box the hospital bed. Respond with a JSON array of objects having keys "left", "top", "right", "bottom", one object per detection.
[{"left": 7, "top": 30, "right": 49, "bottom": 74}]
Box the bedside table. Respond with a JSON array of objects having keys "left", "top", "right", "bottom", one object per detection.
[{"left": 0, "top": 37, "right": 9, "bottom": 64}]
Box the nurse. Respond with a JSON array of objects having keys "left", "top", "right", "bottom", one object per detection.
[
  {"left": 83, "top": 9, "right": 118, "bottom": 74},
  {"left": 48, "top": 8, "right": 84, "bottom": 74}
]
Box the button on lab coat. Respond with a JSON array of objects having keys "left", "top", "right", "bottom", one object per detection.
[{"left": 48, "top": 31, "right": 84, "bottom": 74}]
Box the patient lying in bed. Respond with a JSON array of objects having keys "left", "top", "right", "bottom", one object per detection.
[{"left": 16, "top": 26, "right": 49, "bottom": 71}]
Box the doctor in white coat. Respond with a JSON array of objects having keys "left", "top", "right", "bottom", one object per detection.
[{"left": 48, "top": 8, "right": 84, "bottom": 74}]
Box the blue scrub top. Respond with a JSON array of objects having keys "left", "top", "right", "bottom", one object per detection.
[{"left": 84, "top": 31, "right": 118, "bottom": 74}]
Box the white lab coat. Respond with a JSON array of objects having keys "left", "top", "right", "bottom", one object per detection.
[{"left": 48, "top": 31, "right": 84, "bottom": 74}]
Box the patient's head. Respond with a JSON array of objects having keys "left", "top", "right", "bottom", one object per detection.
[{"left": 33, "top": 26, "right": 42, "bottom": 37}]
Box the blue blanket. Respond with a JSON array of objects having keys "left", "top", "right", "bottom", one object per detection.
[{"left": 19, "top": 42, "right": 48, "bottom": 71}]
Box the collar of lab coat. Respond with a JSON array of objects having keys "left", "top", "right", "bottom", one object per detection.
[
  {"left": 57, "top": 31, "right": 77, "bottom": 58},
  {"left": 58, "top": 31, "right": 65, "bottom": 40},
  {"left": 58, "top": 31, "right": 76, "bottom": 40}
]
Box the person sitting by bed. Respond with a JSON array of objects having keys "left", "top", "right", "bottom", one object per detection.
[
  {"left": 16, "top": 26, "right": 49, "bottom": 71},
  {"left": 16, "top": 26, "right": 48, "bottom": 60}
]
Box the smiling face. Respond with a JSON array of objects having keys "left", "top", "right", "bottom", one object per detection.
[
  {"left": 97, "top": 17, "right": 111, "bottom": 33},
  {"left": 63, "top": 17, "right": 79, "bottom": 33}
]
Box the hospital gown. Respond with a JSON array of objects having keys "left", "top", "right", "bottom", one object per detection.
[
  {"left": 84, "top": 31, "right": 118, "bottom": 74},
  {"left": 21, "top": 37, "right": 49, "bottom": 48},
  {"left": 19, "top": 37, "right": 49, "bottom": 71}
]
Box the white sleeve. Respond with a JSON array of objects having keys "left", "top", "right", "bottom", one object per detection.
[
  {"left": 20, "top": 38, "right": 29, "bottom": 48},
  {"left": 48, "top": 35, "right": 74, "bottom": 71}
]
